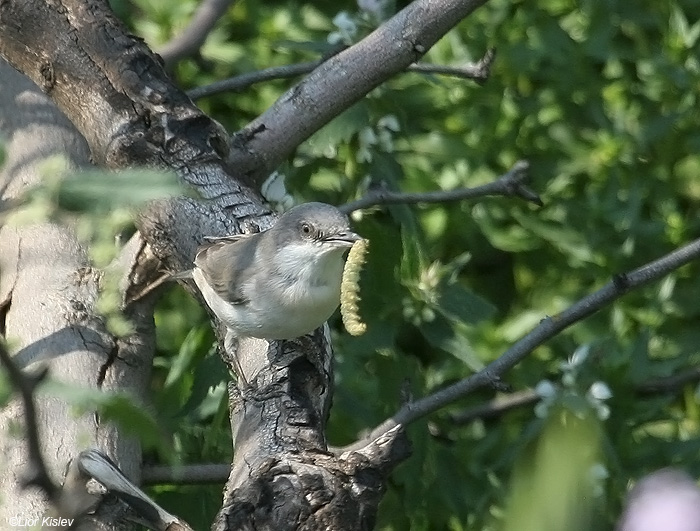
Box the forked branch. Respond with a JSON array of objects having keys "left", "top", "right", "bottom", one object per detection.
[
  {"left": 339, "top": 160, "right": 539, "bottom": 213},
  {"left": 188, "top": 48, "right": 496, "bottom": 100}
]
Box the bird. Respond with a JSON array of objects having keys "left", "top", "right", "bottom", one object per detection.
[{"left": 191, "top": 202, "right": 361, "bottom": 340}]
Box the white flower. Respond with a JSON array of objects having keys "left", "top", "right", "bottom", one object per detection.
[
  {"left": 377, "top": 129, "right": 394, "bottom": 152},
  {"left": 534, "top": 401, "right": 550, "bottom": 419},
  {"left": 595, "top": 403, "right": 611, "bottom": 420},
  {"left": 328, "top": 12, "right": 358, "bottom": 45},
  {"left": 569, "top": 344, "right": 590, "bottom": 367},
  {"left": 589, "top": 463, "right": 609, "bottom": 497},
  {"left": 333, "top": 12, "right": 357, "bottom": 33},
  {"left": 327, "top": 32, "right": 344, "bottom": 45},
  {"left": 588, "top": 381, "right": 613, "bottom": 401},
  {"left": 359, "top": 126, "right": 378, "bottom": 146},
  {"left": 378, "top": 114, "right": 401, "bottom": 132},
  {"left": 356, "top": 126, "right": 378, "bottom": 163},
  {"left": 261, "top": 172, "right": 294, "bottom": 212},
  {"left": 585, "top": 381, "right": 612, "bottom": 420},
  {"left": 358, "top": 0, "right": 385, "bottom": 19},
  {"left": 535, "top": 379, "right": 557, "bottom": 399}
]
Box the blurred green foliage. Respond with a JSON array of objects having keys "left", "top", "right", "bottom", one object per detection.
[{"left": 85, "top": 0, "right": 700, "bottom": 528}]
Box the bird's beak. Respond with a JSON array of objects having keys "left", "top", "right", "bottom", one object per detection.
[{"left": 323, "top": 230, "right": 362, "bottom": 247}]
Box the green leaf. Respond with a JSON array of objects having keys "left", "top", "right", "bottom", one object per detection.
[
  {"left": 165, "top": 327, "right": 211, "bottom": 388},
  {"left": 420, "top": 316, "right": 485, "bottom": 371},
  {"left": 42, "top": 380, "right": 169, "bottom": 454},
  {"left": 57, "top": 169, "right": 185, "bottom": 212},
  {"left": 437, "top": 283, "right": 497, "bottom": 325},
  {"left": 503, "top": 409, "right": 602, "bottom": 531},
  {"left": 0, "top": 369, "right": 12, "bottom": 408},
  {"left": 305, "top": 103, "right": 370, "bottom": 157},
  {"left": 180, "top": 352, "right": 228, "bottom": 418}
]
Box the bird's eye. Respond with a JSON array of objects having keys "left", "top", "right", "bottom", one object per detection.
[{"left": 300, "top": 222, "right": 313, "bottom": 236}]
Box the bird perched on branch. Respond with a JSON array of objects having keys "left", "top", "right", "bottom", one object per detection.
[{"left": 191, "top": 202, "right": 361, "bottom": 340}]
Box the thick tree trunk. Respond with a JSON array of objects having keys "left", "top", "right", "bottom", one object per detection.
[
  {"left": 0, "top": 0, "right": 430, "bottom": 528},
  {"left": 214, "top": 333, "right": 410, "bottom": 530},
  {"left": 0, "top": 60, "right": 153, "bottom": 529}
]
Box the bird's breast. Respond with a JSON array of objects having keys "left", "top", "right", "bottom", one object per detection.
[{"left": 193, "top": 244, "right": 347, "bottom": 340}]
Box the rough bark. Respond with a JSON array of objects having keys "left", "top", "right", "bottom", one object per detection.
[
  {"left": 0, "top": 0, "right": 475, "bottom": 527},
  {"left": 215, "top": 331, "right": 410, "bottom": 530},
  {"left": 0, "top": 59, "right": 152, "bottom": 530},
  {"left": 228, "top": 0, "right": 488, "bottom": 185}
]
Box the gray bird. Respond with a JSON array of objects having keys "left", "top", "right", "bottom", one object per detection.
[{"left": 191, "top": 202, "right": 361, "bottom": 340}]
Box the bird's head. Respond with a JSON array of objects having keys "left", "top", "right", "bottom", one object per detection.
[{"left": 272, "top": 202, "right": 361, "bottom": 257}]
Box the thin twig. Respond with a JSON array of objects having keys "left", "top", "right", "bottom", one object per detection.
[
  {"left": 450, "top": 389, "right": 539, "bottom": 424},
  {"left": 451, "top": 365, "right": 700, "bottom": 424},
  {"left": 187, "top": 48, "right": 496, "bottom": 100},
  {"left": 409, "top": 47, "right": 495, "bottom": 85},
  {"left": 0, "top": 341, "right": 59, "bottom": 501},
  {"left": 141, "top": 362, "right": 700, "bottom": 486},
  {"left": 339, "top": 160, "right": 541, "bottom": 214},
  {"left": 187, "top": 60, "right": 323, "bottom": 100},
  {"left": 341, "top": 237, "right": 700, "bottom": 452},
  {"left": 635, "top": 366, "right": 700, "bottom": 396},
  {"left": 125, "top": 272, "right": 176, "bottom": 305},
  {"left": 157, "top": 0, "right": 237, "bottom": 67},
  {"left": 142, "top": 463, "right": 230, "bottom": 485}
]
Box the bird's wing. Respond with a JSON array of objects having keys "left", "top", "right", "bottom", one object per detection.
[
  {"left": 194, "top": 235, "right": 259, "bottom": 305},
  {"left": 202, "top": 234, "right": 252, "bottom": 244}
]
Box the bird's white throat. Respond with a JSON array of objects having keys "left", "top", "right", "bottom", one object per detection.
[{"left": 271, "top": 240, "right": 347, "bottom": 304}]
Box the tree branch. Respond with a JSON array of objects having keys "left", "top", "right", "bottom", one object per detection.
[
  {"left": 408, "top": 47, "right": 495, "bottom": 84},
  {"left": 339, "top": 160, "right": 540, "bottom": 213},
  {"left": 343, "top": 237, "right": 700, "bottom": 452},
  {"left": 157, "top": 0, "right": 237, "bottom": 67},
  {"left": 0, "top": 57, "right": 157, "bottom": 526},
  {"left": 228, "top": 0, "right": 490, "bottom": 185},
  {"left": 0, "top": 1, "right": 416, "bottom": 527},
  {"left": 450, "top": 389, "right": 539, "bottom": 424},
  {"left": 142, "top": 364, "right": 700, "bottom": 488},
  {"left": 450, "top": 365, "right": 700, "bottom": 424},
  {"left": 635, "top": 366, "right": 700, "bottom": 396},
  {"left": 187, "top": 60, "right": 324, "bottom": 100},
  {"left": 0, "top": 341, "right": 59, "bottom": 502},
  {"left": 142, "top": 463, "right": 230, "bottom": 485},
  {"left": 187, "top": 47, "right": 495, "bottom": 100}
]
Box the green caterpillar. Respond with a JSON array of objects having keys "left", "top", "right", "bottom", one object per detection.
[{"left": 340, "top": 238, "right": 369, "bottom": 336}]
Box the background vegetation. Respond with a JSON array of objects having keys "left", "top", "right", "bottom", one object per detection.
[{"left": 97, "top": 0, "right": 700, "bottom": 528}]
